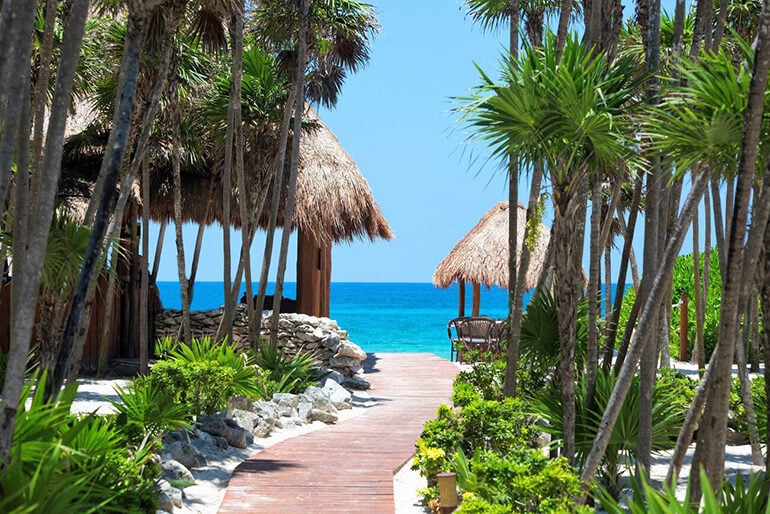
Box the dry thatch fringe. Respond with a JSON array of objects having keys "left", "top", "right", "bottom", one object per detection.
[
  {"left": 147, "top": 106, "right": 392, "bottom": 244},
  {"left": 59, "top": 105, "right": 392, "bottom": 245},
  {"left": 432, "top": 202, "right": 549, "bottom": 291}
]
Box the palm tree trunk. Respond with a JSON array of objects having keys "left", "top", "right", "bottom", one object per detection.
[
  {"left": 270, "top": 0, "right": 309, "bottom": 350},
  {"left": 762, "top": 223, "right": 770, "bottom": 467},
  {"left": 30, "top": 0, "right": 59, "bottom": 194},
  {"left": 503, "top": 158, "right": 543, "bottom": 397},
  {"left": 689, "top": 4, "right": 770, "bottom": 495},
  {"left": 4, "top": 0, "right": 88, "bottom": 421},
  {"left": 711, "top": 179, "right": 727, "bottom": 277},
  {"left": 140, "top": 157, "right": 150, "bottom": 375},
  {"left": 171, "top": 72, "right": 192, "bottom": 345},
  {"left": 187, "top": 223, "right": 206, "bottom": 303},
  {"left": 555, "top": 0, "right": 572, "bottom": 57},
  {"left": 0, "top": 2, "right": 35, "bottom": 214},
  {"left": 254, "top": 80, "right": 298, "bottom": 339},
  {"left": 602, "top": 176, "right": 642, "bottom": 370},
  {"left": 585, "top": 179, "right": 603, "bottom": 407},
  {"left": 221, "top": 71, "right": 236, "bottom": 344},
  {"left": 502, "top": 0, "right": 520, "bottom": 399},
  {"left": 229, "top": 7, "right": 254, "bottom": 346},
  {"left": 552, "top": 172, "right": 587, "bottom": 465},
  {"left": 692, "top": 203, "right": 705, "bottom": 366},
  {"left": 749, "top": 292, "right": 759, "bottom": 372},
  {"left": 152, "top": 221, "right": 167, "bottom": 281},
  {"left": 580, "top": 168, "right": 709, "bottom": 489}
]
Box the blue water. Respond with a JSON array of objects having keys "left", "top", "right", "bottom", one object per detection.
[
  {"left": 157, "top": 281, "right": 513, "bottom": 359},
  {"left": 157, "top": 282, "right": 627, "bottom": 360}
]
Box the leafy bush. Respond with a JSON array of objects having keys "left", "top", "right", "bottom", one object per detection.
[
  {"left": 453, "top": 361, "right": 505, "bottom": 402},
  {"left": 459, "top": 397, "right": 535, "bottom": 455},
  {"left": 454, "top": 448, "right": 586, "bottom": 513},
  {"left": 731, "top": 375, "right": 767, "bottom": 443},
  {"left": 0, "top": 373, "right": 159, "bottom": 513},
  {"left": 253, "top": 343, "right": 324, "bottom": 394},
  {"left": 656, "top": 368, "right": 698, "bottom": 421},
  {"left": 150, "top": 337, "right": 261, "bottom": 416},
  {"left": 110, "top": 377, "right": 189, "bottom": 448},
  {"left": 413, "top": 404, "right": 462, "bottom": 481}
]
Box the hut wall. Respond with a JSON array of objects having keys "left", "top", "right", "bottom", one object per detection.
[
  {"left": 0, "top": 276, "right": 151, "bottom": 374},
  {"left": 296, "top": 229, "right": 331, "bottom": 318}
]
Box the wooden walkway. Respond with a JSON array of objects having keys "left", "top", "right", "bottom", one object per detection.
[{"left": 218, "top": 352, "right": 458, "bottom": 513}]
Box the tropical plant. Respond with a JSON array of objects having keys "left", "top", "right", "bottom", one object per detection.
[
  {"left": 1, "top": 373, "right": 159, "bottom": 512},
  {"left": 535, "top": 370, "right": 683, "bottom": 498},
  {"left": 110, "top": 377, "right": 190, "bottom": 450},
  {"left": 453, "top": 447, "right": 586, "bottom": 513},
  {"left": 150, "top": 337, "right": 261, "bottom": 416},
  {"left": 252, "top": 342, "right": 323, "bottom": 394},
  {"left": 597, "top": 469, "right": 770, "bottom": 514}
]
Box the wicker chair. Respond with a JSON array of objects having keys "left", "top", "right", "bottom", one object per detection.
[{"left": 447, "top": 316, "right": 498, "bottom": 363}]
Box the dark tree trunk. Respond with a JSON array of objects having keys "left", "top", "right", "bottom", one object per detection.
[{"left": 690, "top": 1, "right": 770, "bottom": 495}]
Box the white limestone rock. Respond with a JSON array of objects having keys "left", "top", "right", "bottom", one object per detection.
[{"left": 322, "top": 378, "right": 352, "bottom": 410}]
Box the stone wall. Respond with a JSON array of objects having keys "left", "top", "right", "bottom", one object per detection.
[{"left": 154, "top": 306, "right": 368, "bottom": 383}]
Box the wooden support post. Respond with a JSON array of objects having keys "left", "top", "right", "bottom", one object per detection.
[
  {"left": 436, "top": 472, "right": 458, "bottom": 513},
  {"left": 679, "top": 294, "right": 688, "bottom": 362},
  {"left": 458, "top": 280, "right": 465, "bottom": 317},
  {"left": 472, "top": 282, "right": 480, "bottom": 317}
]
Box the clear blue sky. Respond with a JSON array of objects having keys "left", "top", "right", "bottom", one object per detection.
[{"left": 153, "top": 0, "right": 699, "bottom": 284}]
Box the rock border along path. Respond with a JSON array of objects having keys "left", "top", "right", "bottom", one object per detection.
[{"left": 218, "top": 353, "right": 458, "bottom": 513}]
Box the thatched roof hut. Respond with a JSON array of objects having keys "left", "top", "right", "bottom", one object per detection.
[
  {"left": 147, "top": 107, "right": 392, "bottom": 245},
  {"left": 433, "top": 202, "right": 550, "bottom": 316}
]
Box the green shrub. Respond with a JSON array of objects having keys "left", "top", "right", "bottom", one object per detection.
[
  {"left": 412, "top": 404, "right": 462, "bottom": 480},
  {"left": 454, "top": 447, "right": 586, "bottom": 513},
  {"left": 656, "top": 368, "right": 698, "bottom": 422},
  {"left": 0, "top": 373, "right": 159, "bottom": 513},
  {"left": 150, "top": 337, "right": 261, "bottom": 416},
  {"left": 453, "top": 361, "right": 505, "bottom": 402},
  {"left": 459, "top": 397, "right": 535, "bottom": 455},
  {"left": 456, "top": 496, "right": 514, "bottom": 513},
  {"left": 253, "top": 343, "right": 324, "bottom": 394},
  {"left": 731, "top": 375, "right": 767, "bottom": 443},
  {"left": 110, "top": 377, "right": 189, "bottom": 448}
]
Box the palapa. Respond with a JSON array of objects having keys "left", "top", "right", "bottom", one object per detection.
[
  {"left": 432, "top": 202, "right": 549, "bottom": 291},
  {"left": 147, "top": 106, "right": 392, "bottom": 245}
]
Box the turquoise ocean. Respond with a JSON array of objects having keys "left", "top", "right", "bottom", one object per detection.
[
  {"left": 157, "top": 282, "right": 515, "bottom": 360},
  {"left": 157, "top": 282, "right": 626, "bottom": 360}
]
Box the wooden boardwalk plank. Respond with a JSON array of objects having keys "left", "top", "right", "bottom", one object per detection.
[{"left": 218, "top": 352, "right": 457, "bottom": 513}]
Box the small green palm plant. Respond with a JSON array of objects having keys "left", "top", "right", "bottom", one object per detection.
[
  {"left": 0, "top": 372, "right": 160, "bottom": 513},
  {"left": 253, "top": 341, "right": 324, "bottom": 395},
  {"left": 535, "top": 370, "right": 683, "bottom": 499},
  {"left": 151, "top": 336, "right": 261, "bottom": 416},
  {"left": 597, "top": 469, "right": 770, "bottom": 514}
]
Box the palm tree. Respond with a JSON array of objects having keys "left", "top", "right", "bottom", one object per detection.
[
  {"left": 460, "top": 33, "right": 643, "bottom": 464},
  {"left": 250, "top": 0, "right": 379, "bottom": 348},
  {"left": 0, "top": 0, "right": 90, "bottom": 459},
  {"left": 689, "top": 19, "right": 770, "bottom": 496},
  {"left": 582, "top": 44, "right": 768, "bottom": 491}
]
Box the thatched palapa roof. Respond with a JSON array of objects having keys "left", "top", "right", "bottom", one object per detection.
[
  {"left": 148, "top": 107, "right": 392, "bottom": 244},
  {"left": 432, "top": 202, "right": 549, "bottom": 291}
]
